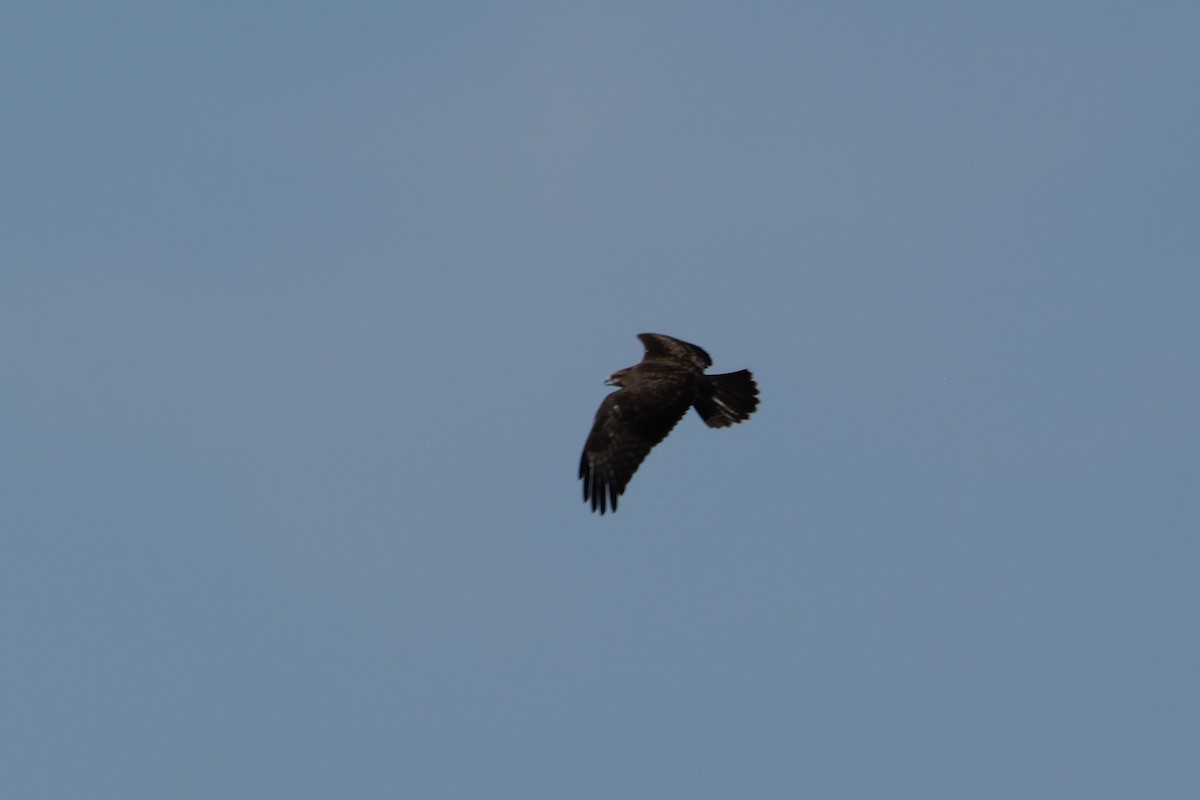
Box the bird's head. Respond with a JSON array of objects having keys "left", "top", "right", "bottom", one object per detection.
[{"left": 605, "top": 368, "right": 631, "bottom": 387}]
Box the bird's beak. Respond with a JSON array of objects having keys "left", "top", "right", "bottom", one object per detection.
[{"left": 604, "top": 374, "right": 619, "bottom": 386}]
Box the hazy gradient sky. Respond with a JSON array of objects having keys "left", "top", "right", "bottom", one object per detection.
[{"left": 4, "top": 2, "right": 1199, "bottom": 798}]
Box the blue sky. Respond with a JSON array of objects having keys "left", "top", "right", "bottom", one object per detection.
[{"left": 4, "top": 2, "right": 1198, "bottom": 797}]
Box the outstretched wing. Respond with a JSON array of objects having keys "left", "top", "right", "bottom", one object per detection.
[
  {"left": 579, "top": 386, "right": 690, "bottom": 514},
  {"left": 637, "top": 333, "right": 712, "bottom": 370}
]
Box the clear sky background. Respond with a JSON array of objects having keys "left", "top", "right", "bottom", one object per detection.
[{"left": 4, "top": 2, "right": 1198, "bottom": 798}]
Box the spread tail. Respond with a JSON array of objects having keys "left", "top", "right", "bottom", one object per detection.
[{"left": 694, "top": 369, "right": 759, "bottom": 428}]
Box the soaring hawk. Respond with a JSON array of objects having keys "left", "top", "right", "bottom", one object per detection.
[{"left": 579, "top": 333, "right": 759, "bottom": 514}]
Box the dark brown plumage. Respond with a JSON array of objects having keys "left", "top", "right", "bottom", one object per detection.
[{"left": 579, "top": 333, "right": 759, "bottom": 514}]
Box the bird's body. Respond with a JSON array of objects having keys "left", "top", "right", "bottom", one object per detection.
[{"left": 579, "top": 333, "right": 759, "bottom": 514}]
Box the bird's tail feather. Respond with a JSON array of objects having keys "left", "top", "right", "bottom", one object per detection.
[{"left": 694, "top": 370, "right": 759, "bottom": 428}]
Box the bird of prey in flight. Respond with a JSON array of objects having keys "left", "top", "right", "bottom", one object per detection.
[{"left": 579, "top": 333, "right": 759, "bottom": 514}]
